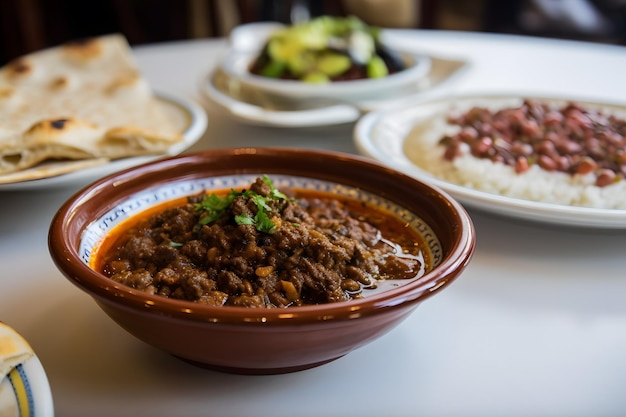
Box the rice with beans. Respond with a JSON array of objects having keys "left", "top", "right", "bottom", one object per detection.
[{"left": 403, "top": 98, "right": 626, "bottom": 209}]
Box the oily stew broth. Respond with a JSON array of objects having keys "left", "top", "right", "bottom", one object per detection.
[{"left": 94, "top": 178, "right": 432, "bottom": 308}]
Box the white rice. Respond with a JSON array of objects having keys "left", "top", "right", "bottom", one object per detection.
[{"left": 403, "top": 116, "right": 626, "bottom": 210}]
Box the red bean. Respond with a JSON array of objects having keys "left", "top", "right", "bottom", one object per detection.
[
  {"left": 555, "top": 139, "right": 582, "bottom": 154},
  {"left": 471, "top": 137, "right": 493, "bottom": 156},
  {"left": 538, "top": 155, "right": 558, "bottom": 171},
  {"left": 596, "top": 169, "right": 616, "bottom": 187},
  {"left": 537, "top": 139, "right": 557, "bottom": 156},
  {"left": 543, "top": 111, "right": 563, "bottom": 125},
  {"left": 556, "top": 156, "right": 571, "bottom": 172},
  {"left": 521, "top": 119, "right": 541, "bottom": 137},
  {"left": 511, "top": 142, "right": 533, "bottom": 156},
  {"left": 574, "top": 157, "right": 597, "bottom": 175},
  {"left": 515, "top": 156, "right": 530, "bottom": 173},
  {"left": 458, "top": 127, "right": 478, "bottom": 141},
  {"left": 443, "top": 142, "right": 461, "bottom": 161}
]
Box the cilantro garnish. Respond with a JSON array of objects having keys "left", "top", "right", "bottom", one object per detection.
[
  {"left": 234, "top": 192, "right": 285, "bottom": 233},
  {"left": 195, "top": 192, "right": 238, "bottom": 225},
  {"left": 263, "top": 175, "right": 289, "bottom": 201},
  {"left": 194, "top": 175, "right": 289, "bottom": 234}
]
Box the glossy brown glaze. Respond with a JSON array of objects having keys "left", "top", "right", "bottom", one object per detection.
[{"left": 49, "top": 148, "right": 475, "bottom": 374}]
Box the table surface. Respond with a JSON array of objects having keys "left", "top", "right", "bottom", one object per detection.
[{"left": 2, "top": 29, "right": 626, "bottom": 417}]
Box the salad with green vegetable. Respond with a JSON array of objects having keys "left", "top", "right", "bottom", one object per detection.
[{"left": 249, "top": 16, "right": 405, "bottom": 84}]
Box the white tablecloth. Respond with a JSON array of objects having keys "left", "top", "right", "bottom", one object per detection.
[{"left": 1, "top": 30, "right": 625, "bottom": 417}]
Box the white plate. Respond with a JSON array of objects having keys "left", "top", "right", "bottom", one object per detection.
[
  {"left": 200, "top": 68, "right": 360, "bottom": 127},
  {"left": 354, "top": 93, "right": 626, "bottom": 229},
  {"left": 201, "top": 57, "right": 467, "bottom": 128},
  {"left": 0, "top": 92, "right": 208, "bottom": 191}
]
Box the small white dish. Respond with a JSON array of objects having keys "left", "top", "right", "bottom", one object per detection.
[
  {"left": 354, "top": 93, "right": 626, "bottom": 229},
  {"left": 0, "top": 92, "right": 208, "bottom": 191},
  {"left": 0, "top": 355, "right": 54, "bottom": 417},
  {"left": 220, "top": 48, "right": 431, "bottom": 101},
  {"left": 0, "top": 322, "right": 54, "bottom": 417},
  {"left": 223, "top": 20, "right": 431, "bottom": 101}
]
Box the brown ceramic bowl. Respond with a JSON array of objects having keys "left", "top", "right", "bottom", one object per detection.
[{"left": 48, "top": 148, "right": 475, "bottom": 375}]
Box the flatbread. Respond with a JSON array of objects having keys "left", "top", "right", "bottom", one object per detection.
[
  {"left": 0, "top": 323, "right": 34, "bottom": 380},
  {"left": 0, "top": 158, "right": 108, "bottom": 184},
  {"left": 0, "top": 34, "right": 183, "bottom": 181}
]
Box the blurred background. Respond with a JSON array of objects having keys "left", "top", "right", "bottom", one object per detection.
[{"left": 2, "top": 0, "right": 626, "bottom": 65}]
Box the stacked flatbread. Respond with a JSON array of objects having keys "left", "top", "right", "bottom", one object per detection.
[{"left": 0, "top": 34, "right": 183, "bottom": 183}]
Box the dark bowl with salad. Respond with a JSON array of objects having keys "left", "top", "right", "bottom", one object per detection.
[{"left": 48, "top": 147, "right": 474, "bottom": 374}]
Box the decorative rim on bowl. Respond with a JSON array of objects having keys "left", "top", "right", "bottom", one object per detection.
[{"left": 50, "top": 148, "right": 475, "bottom": 325}]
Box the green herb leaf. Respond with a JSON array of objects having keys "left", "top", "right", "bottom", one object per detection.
[
  {"left": 263, "top": 175, "right": 289, "bottom": 201},
  {"left": 195, "top": 190, "right": 238, "bottom": 225},
  {"left": 234, "top": 213, "right": 255, "bottom": 226},
  {"left": 253, "top": 205, "right": 277, "bottom": 234},
  {"left": 195, "top": 176, "right": 290, "bottom": 234}
]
